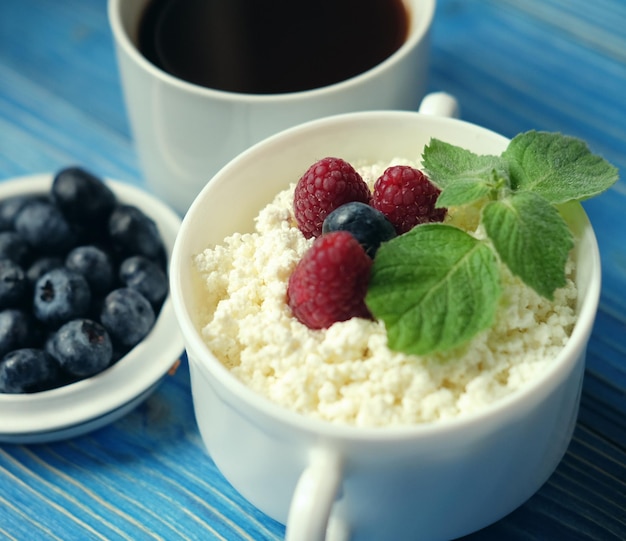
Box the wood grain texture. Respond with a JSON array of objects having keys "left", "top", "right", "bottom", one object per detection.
[{"left": 1, "top": 0, "right": 625, "bottom": 539}]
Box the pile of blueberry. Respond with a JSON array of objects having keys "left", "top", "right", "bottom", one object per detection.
[{"left": 0, "top": 167, "right": 169, "bottom": 393}]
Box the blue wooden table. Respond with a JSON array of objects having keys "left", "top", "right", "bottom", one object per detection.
[{"left": 1, "top": 0, "right": 625, "bottom": 539}]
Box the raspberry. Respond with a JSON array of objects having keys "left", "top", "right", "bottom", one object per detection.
[
  {"left": 287, "top": 231, "right": 372, "bottom": 329},
  {"left": 293, "top": 157, "right": 370, "bottom": 238},
  {"left": 371, "top": 165, "right": 446, "bottom": 234}
]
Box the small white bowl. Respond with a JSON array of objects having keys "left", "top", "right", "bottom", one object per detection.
[{"left": 0, "top": 173, "right": 184, "bottom": 444}]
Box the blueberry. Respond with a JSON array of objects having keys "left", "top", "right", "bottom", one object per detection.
[
  {"left": 108, "top": 204, "right": 164, "bottom": 260},
  {"left": 65, "top": 245, "right": 115, "bottom": 295},
  {"left": 14, "top": 199, "right": 77, "bottom": 255},
  {"left": 0, "top": 231, "right": 32, "bottom": 266},
  {"left": 0, "top": 309, "right": 43, "bottom": 358},
  {"left": 47, "top": 319, "right": 112, "bottom": 378},
  {"left": 100, "top": 288, "right": 155, "bottom": 348},
  {"left": 119, "top": 255, "right": 168, "bottom": 307},
  {"left": 26, "top": 256, "right": 64, "bottom": 285},
  {"left": 322, "top": 202, "right": 396, "bottom": 257},
  {"left": 33, "top": 268, "right": 91, "bottom": 328},
  {"left": 0, "top": 194, "right": 46, "bottom": 231},
  {"left": 51, "top": 167, "right": 117, "bottom": 227},
  {"left": 0, "top": 348, "right": 61, "bottom": 393},
  {"left": 0, "top": 259, "right": 29, "bottom": 310}
]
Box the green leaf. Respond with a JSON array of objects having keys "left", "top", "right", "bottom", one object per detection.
[
  {"left": 435, "top": 181, "right": 492, "bottom": 209},
  {"left": 366, "top": 224, "right": 501, "bottom": 355},
  {"left": 482, "top": 192, "right": 574, "bottom": 299},
  {"left": 503, "top": 130, "right": 619, "bottom": 203},
  {"left": 422, "top": 138, "right": 509, "bottom": 207}
]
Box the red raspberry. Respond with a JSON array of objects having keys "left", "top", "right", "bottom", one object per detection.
[
  {"left": 371, "top": 165, "right": 446, "bottom": 234},
  {"left": 287, "top": 231, "right": 372, "bottom": 329},
  {"left": 293, "top": 157, "right": 370, "bottom": 239}
]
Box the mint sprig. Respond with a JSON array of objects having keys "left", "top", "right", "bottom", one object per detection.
[{"left": 366, "top": 130, "right": 618, "bottom": 356}]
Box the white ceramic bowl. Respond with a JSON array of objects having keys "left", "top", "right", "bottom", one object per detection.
[
  {"left": 0, "top": 174, "right": 184, "bottom": 444},
  {"left": 170, "top": 111, "right": 601, "bottom": 541}
]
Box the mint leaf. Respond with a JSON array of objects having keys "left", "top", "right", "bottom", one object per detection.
[
  {"left": 366, "top": 224, "right": 501, "bottom": 355},
  {"left": 482, "top": 192, "right": 574, "bottom": 299},
  {"left": 422, "top": 138, "right": 509, "bottom": 207},
  {"left": 503, "top": 131, "right": 619, "bottom": 203},
  {"left": 435, "top": 180, "right": 492, "bottom": 209}
]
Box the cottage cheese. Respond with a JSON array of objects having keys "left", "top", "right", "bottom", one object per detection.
[{"left": 193, "top": 161, "right": 578, "bottom": 427}]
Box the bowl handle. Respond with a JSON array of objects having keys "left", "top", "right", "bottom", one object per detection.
[
  {"left": 418, "top": 92, "right": 460, "bottom": 118},
  {"left": 285, "top": 447, "right": 348, "bottom": 541}
]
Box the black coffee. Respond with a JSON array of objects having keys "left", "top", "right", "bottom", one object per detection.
[{"left": 138, "top": 0, "right": 409, "bottom": 94}]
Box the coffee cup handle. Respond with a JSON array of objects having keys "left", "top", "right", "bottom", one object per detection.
[
  {"left": 418, "top": 91, "right": 460, "bottom": 118},
  {"left": 285, "top": 447, "right": 347, "bottom": 541}
]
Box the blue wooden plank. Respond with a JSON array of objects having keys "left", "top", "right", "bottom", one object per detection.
[
  {"left": 498, "top": 0, "right": 626, "bottom": 62},
  {"left": 0, "top": 63, "right": 140, "bottom": 183},
  {"left": 0, "top": 0, "right": 130, "bottom": 138},
  {"left": 430, "top": 0, "right": 626, "bottom": 157},
  {"left": 0, "top": 0, "right": 140, "bottom": 185}
]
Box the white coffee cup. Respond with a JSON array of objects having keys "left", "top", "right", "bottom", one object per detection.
[
  {"left": 169, "top": 100, "right": 600, "bottom": 540},
  {"left": 108, "top": 0, "right": 436, "bottom": 215}
]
